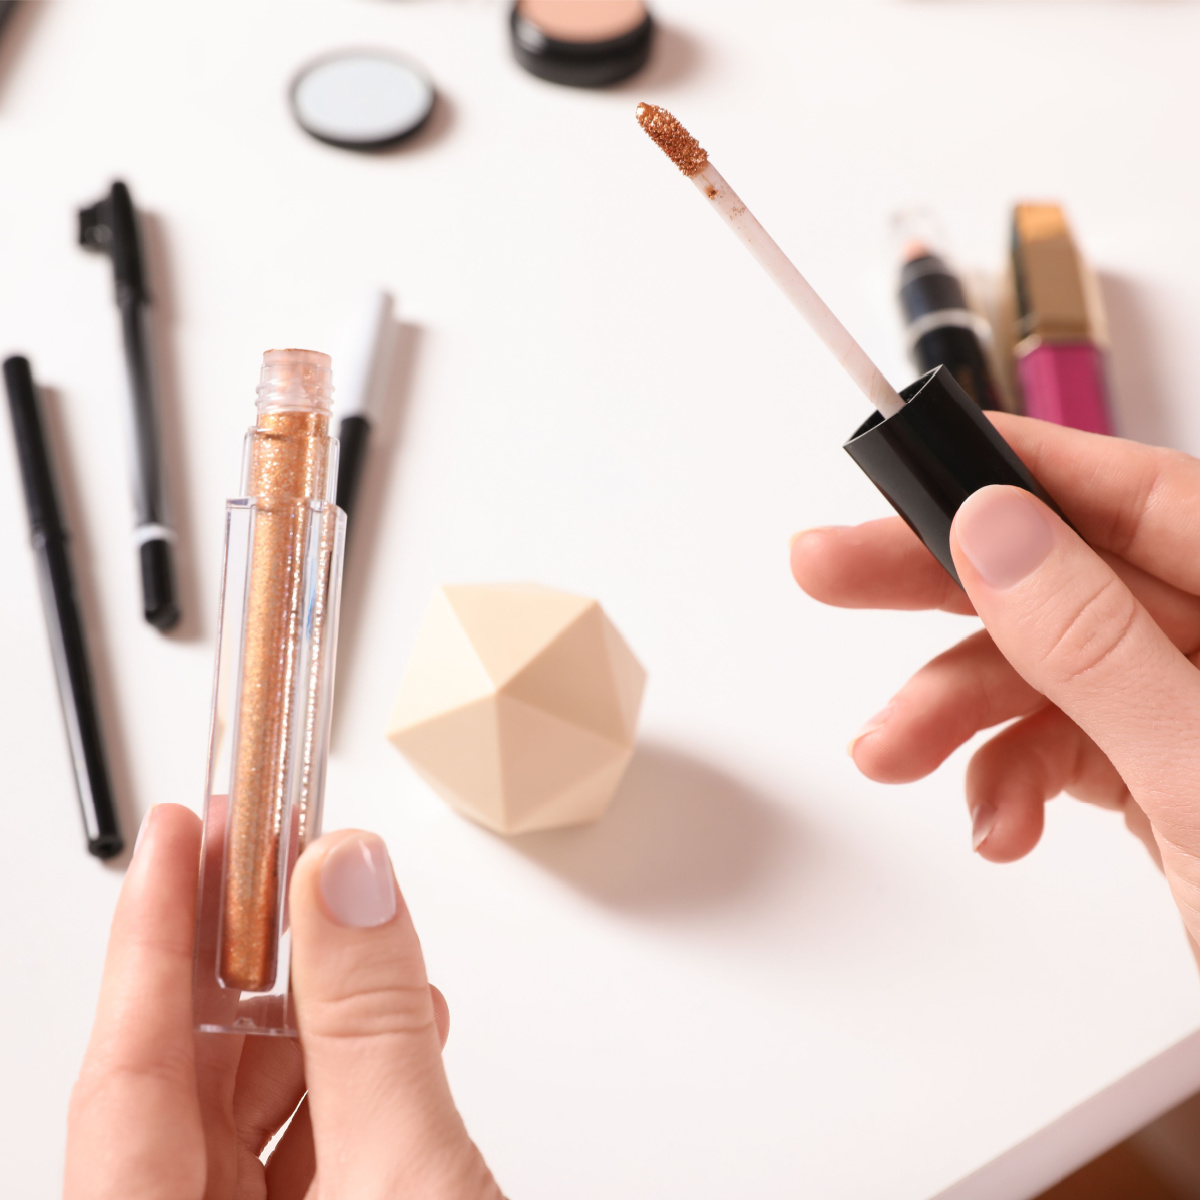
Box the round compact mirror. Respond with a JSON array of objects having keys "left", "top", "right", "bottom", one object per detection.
[{"left": 291, "top": 51, "right": 436, "bottom": 151}]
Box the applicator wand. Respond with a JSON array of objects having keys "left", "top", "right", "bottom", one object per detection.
[
  {"left": 636, "top": 104, "right": 903, "bottom": 420},
  {"left": 635, "top": 103, "right": 1063, "bottom": 584}
]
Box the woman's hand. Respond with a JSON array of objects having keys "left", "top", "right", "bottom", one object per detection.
[
  {"left": 791, "top": 413, "right": 1200, "bottom": 944},
  {"left": 64, "top": 804, "right": 503, "bottom": 1200}
]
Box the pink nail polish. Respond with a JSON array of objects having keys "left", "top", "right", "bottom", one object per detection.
[{"left": 320, "top": 834, "right": 398, "bottom": 928}]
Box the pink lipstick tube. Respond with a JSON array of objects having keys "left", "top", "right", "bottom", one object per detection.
[
  {"left": 1015, "top": 341, "right": 1111, "bottom": 434},
  {"left": 1011, "top": 203, "right": 1114, "bottom": 436}
]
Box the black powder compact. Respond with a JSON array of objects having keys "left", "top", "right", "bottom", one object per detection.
[{"left": 510, "top": 1, "right": 654, "bottom": 87}]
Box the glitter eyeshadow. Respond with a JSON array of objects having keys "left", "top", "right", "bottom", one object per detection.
[
  {"left": 635, "top": 103, "right": 708, "bottom": 177},
  {"left": 194, "top": 349, "right": 347, "bottom": 1035}
]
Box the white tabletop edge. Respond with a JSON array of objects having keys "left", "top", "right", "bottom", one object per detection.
[{"left": 933, "top": 1030, "right": 1200, "bottom": 1200}]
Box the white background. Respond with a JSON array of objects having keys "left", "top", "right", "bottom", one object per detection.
[{"left": 2, "top": 3, "right": 1200, "bottom": 1197}]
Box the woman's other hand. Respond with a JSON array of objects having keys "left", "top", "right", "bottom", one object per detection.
[{"left": 792, "top": 414, "right": 1200, "bottom": 943}]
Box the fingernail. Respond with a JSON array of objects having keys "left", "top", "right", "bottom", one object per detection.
[
  {"left": 954, "top": 487, "right": 1055, "bottom": 589},
  {"left": 971, "top": 804, "right": 997, "bottom": 851},
  {"left": 790, "top": 526, "right": 847, "bottom": 553},
  {"left": 132, "top": 806, "right": 157, "bottom": 858},
  {"left": 847, "top": 704, "right": 894, "bottom": 757},
  {"left": 320, "top": 834, "right": 398, "bottom": 928}
]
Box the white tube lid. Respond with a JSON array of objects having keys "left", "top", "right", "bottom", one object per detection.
[{"left": 333, "top": 289, "right": 396, "bottom": 423}]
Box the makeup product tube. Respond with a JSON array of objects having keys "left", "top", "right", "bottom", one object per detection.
[
  {"left": 194, "top": 349, "right": 346, "bottom": 1036},
  {"left": 1011, "top": 203, "right": 1113, "bottom": 435},
  {"left": 897, "top": 235, "right": 1001, "bottom": 413}
]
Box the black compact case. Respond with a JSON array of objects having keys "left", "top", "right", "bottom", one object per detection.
[
  {"left": 844, "top": 366, "right": 1063, "bottom": 585},
  {"left": 510, "top": 3, "right": 654, "bottom": 87}
]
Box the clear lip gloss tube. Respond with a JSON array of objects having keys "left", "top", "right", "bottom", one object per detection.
[{"left": 194, "top": 349, "right": 346, "bottom": 1036}]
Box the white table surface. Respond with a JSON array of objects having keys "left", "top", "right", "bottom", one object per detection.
[{"left": 3, "top": 2, "right": 1200, "bottom": 1197}]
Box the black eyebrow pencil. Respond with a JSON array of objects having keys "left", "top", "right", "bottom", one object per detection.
[
  {"left": 4, "top": 356, "right": 123, "bottom": 858},
  {"left": 79, "top": 180, "right": 180, "bottom": 631}
]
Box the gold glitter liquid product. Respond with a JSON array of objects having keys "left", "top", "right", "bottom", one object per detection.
[{"left": 194, "top": 349, "right": 346, "bottom": 1036}]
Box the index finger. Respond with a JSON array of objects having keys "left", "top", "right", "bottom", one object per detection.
[
  {"left": 793, "top": 416, "right": 1200, "bottom": 614},
  {"left": 792, "top": 513, "right": 1200, "bottom": 651},
  {"left": 990, "top": 412, "right": 1200, "bottom": 596},
  {"left": 791, "top": 519, "right": 976, "bottom": 614},
  {"left": 65, "top": 805, "right": 206, "bottom": 1200}
]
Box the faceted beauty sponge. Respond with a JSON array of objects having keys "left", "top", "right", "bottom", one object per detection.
[{"left": 387, "top": 584, "right": 646, "bottom": 834}]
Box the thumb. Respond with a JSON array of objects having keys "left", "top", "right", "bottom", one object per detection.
[
  {"left": 289, "top": 830, "right": 501, "bottom": 1198},
  {"left": 949, "top": 486, "right": 1200, "bottom": 850}
]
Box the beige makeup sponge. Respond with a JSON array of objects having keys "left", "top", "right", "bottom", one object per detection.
[{"left": 387, "top": 585, "right": 646, "bottom": 834}]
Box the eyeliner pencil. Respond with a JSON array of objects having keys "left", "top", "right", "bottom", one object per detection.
[
  {"left": 4, "top": 356, "right": 123, "bottom": 858},
  {"left": 79, "top": 181, "right": 180, "bottom": 630}
]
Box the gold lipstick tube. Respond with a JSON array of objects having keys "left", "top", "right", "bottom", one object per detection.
[{"left": 194, "top": 349, "right": 346, "bottom": 1036}]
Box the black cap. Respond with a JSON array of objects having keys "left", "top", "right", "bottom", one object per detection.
[
  {"left": 140, "top": 537, "right": 180, "bottom": 630},
  {"left": 844, "top": 366, "right": 1064, "bottom": 586}
]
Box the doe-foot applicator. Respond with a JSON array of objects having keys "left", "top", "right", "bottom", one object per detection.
[{"left": 635, "top": 104, "right": 1062, "bottom": 585}]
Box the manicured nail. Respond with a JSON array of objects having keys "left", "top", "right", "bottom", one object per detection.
[
  {"left": 954, "top": 487, "right": 1055, "bottom": 589},
  {"left": 971, "top": 804, "right": 997, "bottom": 851},
  {"left": 790, "top": 526, "right": 848, "bottom": 553},
  {"left": 133, "top": 806, "right": 158, "bottom": 858},
  {"left": 320, "top": 834, "right": 398, "bottom": 928},
  {"left": 847, "top": 704, "right": 894, "bottom": 757}
]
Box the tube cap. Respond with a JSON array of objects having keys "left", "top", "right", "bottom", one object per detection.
[
  {"left": 844, "top": 365, "right": 1063, "bottom": 586},
  {"left": 140, "top": 537, "right": 180, "bottom": 631}
]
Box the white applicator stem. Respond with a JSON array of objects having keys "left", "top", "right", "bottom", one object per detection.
[
  {"left": 693, "top": 162, "right": 904, "bottom": 418},
  {"left": 636, "top": 104, "right": 905, "bottom": 420}
]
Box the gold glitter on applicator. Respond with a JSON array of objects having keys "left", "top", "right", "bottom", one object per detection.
[{"left": 635, "top": 103, "right": 707, "bottom": 177}]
